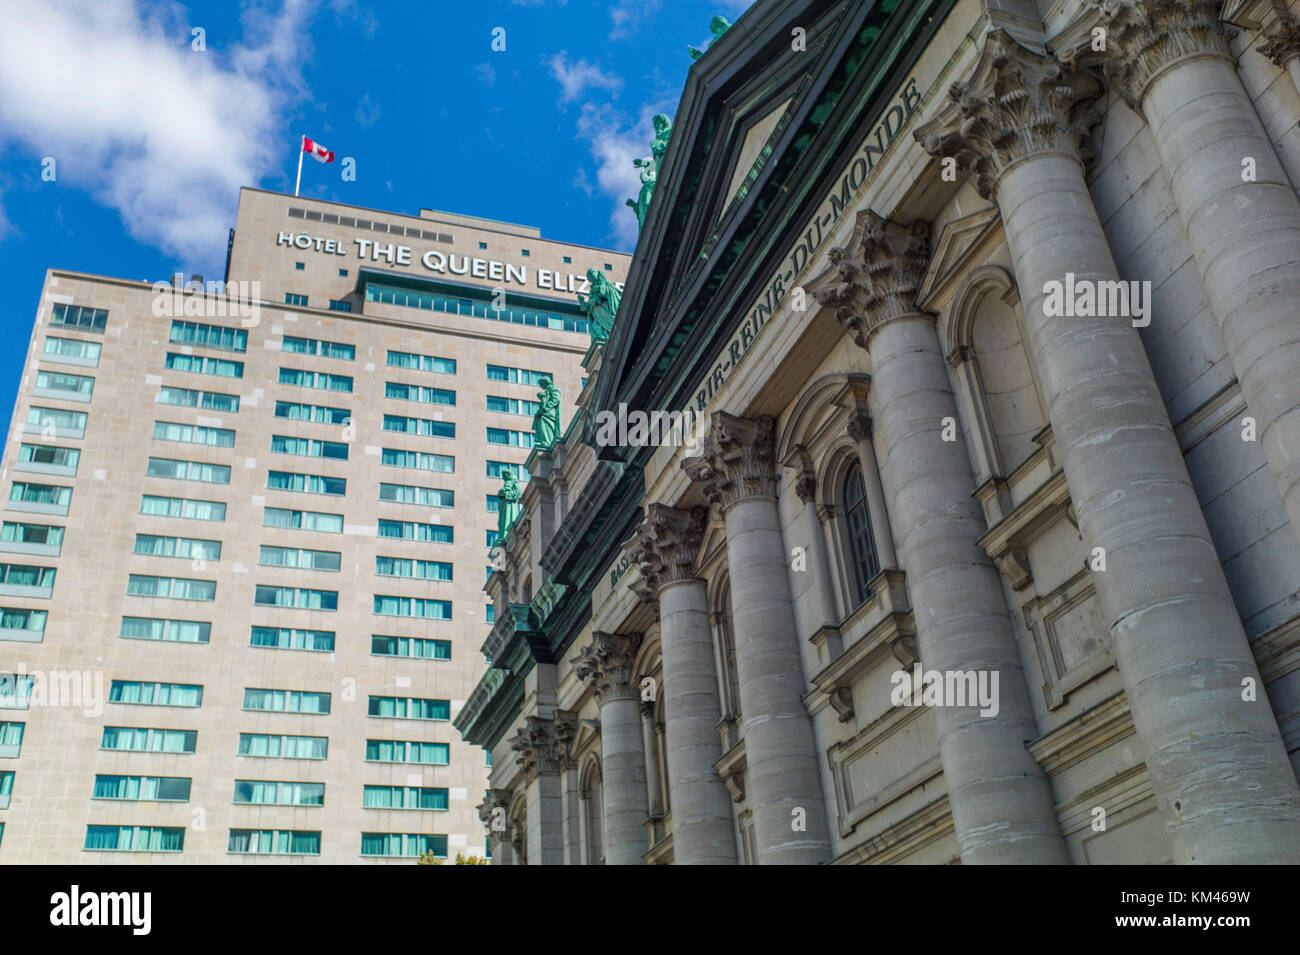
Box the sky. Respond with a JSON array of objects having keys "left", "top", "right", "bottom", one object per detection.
[{"left": 0, "top": 0, "right": 753, "bottom": 432}]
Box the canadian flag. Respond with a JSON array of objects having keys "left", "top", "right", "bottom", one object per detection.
[{"left": 301, "top": 135, "right": 334, "bottom": 163}]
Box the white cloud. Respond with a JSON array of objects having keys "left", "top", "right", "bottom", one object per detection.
[
  {"left": 575, "top": 101, "right": 672, "bottom": 249},
  {"left": 547, "top": 52, "right": 622, "bottom": 105},
  {"left": 609, "top": 0, "right": 661, "bottom": 41},
  {"left": 0, "top": 0, "right": 315, "bottom": 269}
]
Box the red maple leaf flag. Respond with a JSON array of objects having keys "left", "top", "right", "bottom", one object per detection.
[{"left": 301, "top": 135, "right": 334, "bottom": 163}]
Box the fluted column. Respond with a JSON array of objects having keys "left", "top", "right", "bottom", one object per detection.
[
  {"left": 1258, "top": 11, "right": 1300, "bottom": 100},
  {"left": 682, "top": 415, "right": 831, "bottom": 864},
  {"left": 507, "top": 718, "right": 565, "bottom": 865},
  {"left": 918, "top": 29, "right": 1300, "bottom": 863},
  {"left": 808, "top": 211, "right": 1066, "bottom": 864},
  {"left": 625, "top": 504, "right": 738, "bottom": 864},
  {"left": 1096, "top": 0, "right": 1300, "bottom": 553},
  {"left": 574, "top": 631, "right": 648, "bottom": 865}
]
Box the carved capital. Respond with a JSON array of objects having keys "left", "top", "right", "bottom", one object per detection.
[
  {"left": 915, "top": 30, "right": 1103, "bottom": 199},
  {"left": 477, "top": 788, "right": 512, "bottom": 834},
  {"left": 624, "top": 503, "right": 707, "bottom": 592},
  {"left": 806, "top": 210, "right": 932, "bottom": 348},
  {"left": 1094, "top": 0, "right": 1232, "bottom": 109},
  {"left": 508, "top": 716, "right": 565, "bottom": 777},
  {"left": 1260, "top": 13, "right": 1300, "bottom": 67},
  {"left": 680, "top": 412, "right": 778, "bottom": 507},
  {"left": 574, "top": 631, "right": 643, "bottom": 704}
]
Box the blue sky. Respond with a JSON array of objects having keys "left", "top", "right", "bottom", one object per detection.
[{"left": 0, "top": 0, "right": 752, "bottom": 432}]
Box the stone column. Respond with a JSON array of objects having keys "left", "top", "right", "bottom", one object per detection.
[
  {"left": 640, "top": 700, "right": 664, "bottom": 817},
  {"left": 507, "top": 718, "right": 566, "bottom": 865},
  {"left": 788, "top": 456, "right": 844, "bottom": 632},
  {"left": 1097, "top": 0, "right": 1300, "bottom": 551},
  {"left": 574, "top": 631, "right": 648, "bottom": 865},
  {"left": 1259, "top": 11, "right": 1300, "bottom": 98},
  {"left": 554, "top": 711, "right": 581, "bottom": 865},
  {"left": 808, "top": 212, "right": 1067, "bottom": 865},
  {"left": 847, "top": 414, "right": 899, "bottom": 570},
  {"left": 625, "top": 504, "right": 739, "bottom": 865},
  {"left": 682, "top": 416, "right": 831, "bottom": 864},
  {"left": 918, "top": 29, "right": 1300, "bottom": 863}
]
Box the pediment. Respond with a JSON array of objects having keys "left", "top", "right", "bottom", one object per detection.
[
  {"left": 718, "top": 97, "right": 794, "bottom": 224},
  {"left": 915, "top": 205, "right": 1001, "bottom": 310}
]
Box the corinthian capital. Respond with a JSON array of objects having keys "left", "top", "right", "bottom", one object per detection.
[
  {"left": 508, "top": 716, "right": 565, "bottom": 777},
  {"left": 806, "top": 210, "right": 931, "bottom": 348},
  {"left": 574, "top": 631, "right": 643, "bottom": 704},
  {"left": 914, "top": 30, "right": 1103, "bottom": 199},
  {"left": 1095, "top": 0, "right": 1232, "bottom": 108},
  {"left": 680, "top": 412, "right": 777, "bottom": 508},
  {"left": 624, "top": 503, "right": 707, "bottom": 595},
  {"left": 1260, "top": 13, "right": 1300, "bottom": 68}
]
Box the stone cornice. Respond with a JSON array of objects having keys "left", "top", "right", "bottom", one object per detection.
[
  {"left": 1260, "top": 12, "right": 1300, "bottom": 66},
  {"left": 573, "top": 631, "right": 643, "bottom": 704},
  {"left": 680, "top": 412, "right": 778, "bottom": 508},
  {"left": 623, "top": 503, "right": 707, "bottom": 598},
  {"left": 1094, "top": 0, "right": 1233, "bottom": 109},
  {"left": 914, "top": 29, "right": 1103, "bottom": 199}
]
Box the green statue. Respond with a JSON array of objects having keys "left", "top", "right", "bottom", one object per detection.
[
  {"left": 496, "top": 472, "right": 522, "bottom": 540},
  {"left": 625, "top": 114, "right": 672, "bottom": 231},
  {"left": 688, "top": 16, "right": 731, "bottom": 60},
  {"left": 577, "top": 268, "right": 622, "bottom": 342},
  {"left": 532, "top": 376, "right": 561, "bottom": 450}
]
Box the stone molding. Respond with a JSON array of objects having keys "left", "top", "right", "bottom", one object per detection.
[
  {"left": 681, "top": 412, "right": 779, "bottom": 507},
  {"left": 1260, "top": 12, "right": 1300, "bottom": 67},
  {"left": 573, "top": 631, "right": 644, "bottom": 704},
  {"left": 623, "top": 503, "right": 708, "bottom": 596},
  {"left": 1094, "top": 0, "right": 1233, "bottom": 108},
  {"left": 914, "top": 29, "right": 1103, "bottom": 199}
]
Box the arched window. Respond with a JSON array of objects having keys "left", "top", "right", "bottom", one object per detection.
[
  {"left": 842, "top": 462, "right": 879, "bottom": 605},
  {"left": 581, "top": 759, "right": 604, "bottom": 865}
]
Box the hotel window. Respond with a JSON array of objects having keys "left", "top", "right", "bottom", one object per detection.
[
  {"left": 109, "top": 681, "right": 202, "bottom": 707},
  {"left": 164, "top": 352, "right": 244, "bottom": 378},
  {"left": 16, "top": 443, "right": 78, "bottom": 474},
  {"left": 368, "top": 696, "right": 449, "bottom": 720},
  {"left": 133, "top": 534, "right": 221, "bottom": 560},
  {"left": 338, "top": 268, "right": 348, "bottom": 277},
  {"left": 486, "top": 530, "right": 499, "bottom": 547},
  {"left": 50, "top": 303, "right": 108, "bottom": 333},
  {"left": 376, "top": 520, "right": 453, "bottom": 543},
  {"left": 233, "top": 780, "right": 325, "bottom": 806},
  {"left": 279, "top": 367, "right": 353, "bottom": 392},
  {"left": 486, "top": 461, "right": 529, "bottom": 482},
  {"left": 0, "top": 770, "right": 11, "bottom": 801},
  {"left": 521, "top": 248, "right": 530, "bottom": 256},
  {"left": 295, "top": 262, "right": 305, "bottom": 270},
  {"left": 486, "top": 395, "right": 539, "bottom": 416},
  {"left": 119, "top": 617, "right": 210, "bottom": 644},
  {"left": 486, "top": 495, "right": 499, "bottom": 513},
  {"left": 382, "top": 414, "right": 455, "bottom": 438},
  {"left": 0, "top": 720, "right": 24, "bottom": 754},
  {"left": 563, "top": 255, "right": 572, "bottom": 264},
  {"left": 271, "top": 434, "right": 349, "bottom": 460},
  {"left": 381, "top": 448, "right": 454, "bottom": 473},
  {"left": 486, "top": 364, "right": 548, "bottom": 385},
  {"left": 282, "top": 336, "right": 355, "bottom": 360},
  {"left": 273, "top": 400, "right": 350, "bottom": 424},
  {"left": 42, "top": 336, "right": 102, "bottom": 365},
  {"left": 378, "top": 483, "right": 453, "bottom": 507},
  {"left": 25, "top": 406, "right": 87, "bottom": 434},
  {"left": 328, "top": 299, "right": 352, "bottom": 312},
  {"left": 375, "top": 557, "right": 452, "bottom": 580},
  {"left": 478, "top": 241, "right": 487, "bottom": 249},
  {"left": 384, "top": 381, "right": 455, "bottom": 405},
  {"left": 34, "top": 370, "right": 94, "bottom": 397},
  {"left": 253, "top": 585, "right": 338, "bottom": 610},
  {"left": 140, "top": 495, "right": 226, "bottom": 521},
  {"left": 604, "top": 263, "right": 613, "bottom": 270},
  {"left": 0, "top": 608, "right": 47, "bottom": 637},
  {"left": 152, "top": 421, "right": 235, "bottom": 447},
  {"left": 10, "top": 482, "right": 72, "bottom": 508},
  {"left": 365, "top": 739, "right": 449, "bottom": 764},
  {"left": 0, "top": 675, "right": 35, "bottom": 708},
  {"left": 362, "top": 832, "right": 447, "bottom": 858},
  {"left": 284, "top": 292, "right": 308, "bottom": 307},
  {"left": 237, "top": 733, "right": 328, "bottom": 759},
  {"left": 0, "top": 564, "right": 56, "bottom": 589},
  {"left": 363, "top": 785, "right": 448, "bottom": 810},
  {"left": 371, "top": 636, "right": 451, "bottom": 660},
  {"left": 146, "top": 457, "right": 231, "bottom": 484},
  {"left": 85, "top": 825, "right": 184, "bottom": 852},
  {"left": 243, "top": 688, "right": 331, "bottom": 714},
  {"left": 258, "top": 546, "right": 341, "bottom": 571},
  {"left": 387, "top": 350, "right": 456, "bottom": 374},
  {"left": 842, "top": 462, "right": 880, "bottom": 606},
  {"left": 93, "top": 775, "right": 191, "bottom": 801},
  {"left": 486, "top": 604, "right": 495, "bottom": 624},
  {"left": 266, "top": 471, "right": 346, "bottom": 496},
  {"left": 169, "top": 320, "right": 247, "bottom": 353},
  {"left": 486, "top": 427, "right": 534, "bottom": 448},
  {"left": 251, "top": 627, "right": 335, "bottom": 652},
  {"left": 262, "top": 507, "right": 343, "bottom": 533},
  {"left": 100, "top": 727, "right": 197, "bottom": 753},
  {"left": 126, "top": 574, "right": 215, "bottom": 601},
  {"left": 157, "top": 386, "right": 239, "bottom": 412},
  {"left": 227, "top": 829, "right": 320, "bottom": 856},
  {"left": 372, "top": 596, "right": 451, "bottom": 619}
]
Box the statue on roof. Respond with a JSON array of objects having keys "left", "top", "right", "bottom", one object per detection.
[
  {"left": 496, "top": 472, "right": 522, "bottom": 541},
  {"left": 533, "top": 376, "right": 561, "bottom": 450},
  {"left": 688, "top": 16, "right": 731, "bottom": 60},
  {"left": 625, "top": 114, "right": 673, "bottom": 232},
  {"left": 578, "top": 268, "right": 622, "bottom": 342}
]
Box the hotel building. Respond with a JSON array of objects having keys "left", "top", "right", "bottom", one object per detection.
[{"left": 0, "top": 186, "right": 629, "bottom": 863}]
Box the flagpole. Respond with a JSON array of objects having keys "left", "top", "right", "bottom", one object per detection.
[{"left": 294, "top": 136, "right": 304, "bottom": 197}]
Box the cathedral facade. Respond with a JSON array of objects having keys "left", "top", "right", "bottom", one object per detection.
[{"left": 454, "top": 0, "right": 1300, "bottom": 864}]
